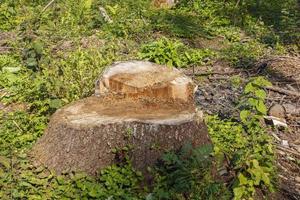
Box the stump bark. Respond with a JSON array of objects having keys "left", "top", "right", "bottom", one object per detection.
[{"left": 31, "top": 61, "right": 211, "bottom": 175}]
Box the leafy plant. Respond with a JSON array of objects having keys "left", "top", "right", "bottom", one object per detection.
[
  {"left": 139, "top": 37, "right": 215, "bottom": 67},
  {"left": 206, "top": 77, "right": 276, "bottom": 200},
  {"left": 223, "top": 40, "right": 266, "bottom": 68},
  {"left": 0, "top": 154, "right": 145, "bottom": 199},
  {"left": 139, "top": 37, "right": 185, "bottom": 67},
  {"left": 150, "top": 143, "right": 228, "bottom": 199},
  {"left": 99, "top": 161, "right": 144, "bottom": 199},
  {"left": 0, "top": 54, "right": 21, "bottom": 72},
  {"left": 239, "top": 76, "right": 272, "bottom": 118},
  {"left": 0, "top": 0, "right": 295, "bottom": 198},
  {"left": 0, "top": 111, "right": 47, "bottom": 156}
]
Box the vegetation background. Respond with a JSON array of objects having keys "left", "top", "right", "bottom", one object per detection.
[{"left": 0, "top": 0, "right": 299, "bottom": 199}]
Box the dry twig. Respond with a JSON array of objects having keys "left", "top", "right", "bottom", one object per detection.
[
  {"left": 265, "top": 86, "right": 300, "bottom": 98},
  {"left": 42, "top": 0, "right": 55, "bottom": 13}
]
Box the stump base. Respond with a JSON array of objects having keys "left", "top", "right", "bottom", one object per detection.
[{"left": 31, "top": 96, "right": 210, "bottom": 175}]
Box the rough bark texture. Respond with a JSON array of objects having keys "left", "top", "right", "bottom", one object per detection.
[{"left": 31, "top": 97, "right": 210, "bottom": 175}]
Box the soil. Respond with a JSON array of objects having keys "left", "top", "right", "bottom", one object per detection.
[
  {"left": 182, "top": 56, "right": 300, "bottom": 200},
  {"left": 0, "top": 31, "right": 17, "bottom": 53},
  {"left": 258, "top": 56, "right": 300, "bottom": 83}
]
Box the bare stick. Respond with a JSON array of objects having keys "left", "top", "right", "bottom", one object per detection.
[
  {"left": 13, "top": 120, "right": 22, "bottom": 132},
  {"left": 186, "top": 71, "right": 237, "bottom": 76},
  {"left": 99, "top": 6, "right": 113, "bottom": 23},
  {"left": 277, "top": 146, "right": 300, "bottom": 157},
  {"left": 42, "top": 0, "right": 55, "bottom": 13},
  {"left": 235, "top": 0, "right": 241, "bottom": 7},
  {"left": 265, "top": 86, "right": 300, "bottom": 98}
]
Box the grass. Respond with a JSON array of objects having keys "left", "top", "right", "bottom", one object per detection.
[{"left": 0, "top": 0, "right": 298, "bottom": 199}]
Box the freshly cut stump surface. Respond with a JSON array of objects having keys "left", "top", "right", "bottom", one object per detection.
[
  {"left": 97, "top": 60, "right": 196, "bottom": 102},
  {"left": 31, "top": 61, "right": 211, "bottom": 175}
]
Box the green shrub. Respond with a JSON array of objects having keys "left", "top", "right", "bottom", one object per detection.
[
  {"left": 139, "top": 37, "right": 216, "bottom": 67},
  {"left": 0, "top": 54, "right": 21, "bottom": 71},
  {"left": 206, "top": 77, "right": 276, "bottom": 199},
  {"left": 222, "top": 40, "right": 265, "bottom": 68},
  {"left": 139, "top": 37, "right": 184, "bottom": 67},
  {"left": 0, "top": 154, "right": 145, "bottom": 199},
  {"left": 150, "top": 143, "right": 230, "bottom": 199},
  {"left": 43, "top": 49, "right": 112, "bottom": 102},
  {"left": 98, "top": 162, "right": 144, "bottom": 199},
  {"left": 0, "top": 111, "right": 47, "bottom": 156}
]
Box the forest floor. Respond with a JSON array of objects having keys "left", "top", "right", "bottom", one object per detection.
[
  {"left": 185, "top": 56, "right": 300, "bottom": 199},
  {"left": 1, "top": 0, "right": 300, "bottom": 199}
]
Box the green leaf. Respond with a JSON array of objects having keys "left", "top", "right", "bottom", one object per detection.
[
  {"left": 107, "top": 5, "right": 118, "bottom": 15},
  {"left": 19, "top": 181, "right": 34, "bottom": 189},
  {"left": 72, "top": 172, "right": 87, "bottom": 181},
  {"left": 238, "top": 173, "right": 248, "bottom": 185},
  {"left": 49, "top": 99, "right": 63, "bottom": 109},
  {"left": 33, "top": 41, "right": 43, "bottom": 55},
  {"left": 88, "top": 185, "right": 102, "bottom": 198},
  {"left": 248, "top": 98, "right": 258, "bottom": 107},
  {"left": 255, "top": 100, "right": 267, "bottom": 114},
  {"left": 240, "top": 110, "right": 250, "bottom": 123},
  {"left": 253, "top": 77, "right": 272, "bottom": 87},
  {"left": 83, "top": 0, "right": 93, "bottom": 10},
  {"left": 27, "top": 177, "right": 47, "bottom": 186},
  {"left": 26, "top": 57, "right": 37, "bottom": 67},
  {"left": 56, "top": 175, "right": 65, "bottom": 185},
  {"left": 248, "top": 168, "right": 262, "bottom": 185},
  {"left": 252, "top": 159, "right": 259, "bottom": 168},
  {"left": 261, "top": 172, "right": 270, "bottom": 186},
  {"left": 233, "top": 186, "right": 245, "bottom": 200},
  {"left": 244, "top": 83, "right": 254, "bottom": 94},
  {"left": 254, "top": 89, "right": 266, "bottom": 99}
]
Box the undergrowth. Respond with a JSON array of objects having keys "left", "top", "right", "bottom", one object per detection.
[
  {"left": 139, "top": 37, "right": 215, "bottom": 67},
  {"left": 0, "top": 0, "right": 296, "bottom": 199}
]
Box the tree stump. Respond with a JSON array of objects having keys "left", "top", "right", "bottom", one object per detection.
[{"left": 31, "top": 61, "right": 211, "bottom": 175}]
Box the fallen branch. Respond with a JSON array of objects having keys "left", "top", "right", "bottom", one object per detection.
[
  {"left": 256, "top": 56, "right": 300, "bottom": 65},
  {"left": 99, "top": 6, "right": 113, "bottom": 24},
  {"left": 13, "top": 120, "right": 23, "bottom": 132},
  {"left": 186, "top": 71, "right": 238, "bottom": 76},
  {"left": 42, "top": 0, "right": 55, "bottom": 13},
  {"left": 277, "top": 146, "right": 300, "bottom": 157},
  {"left": 265, "top": 86, "right": 300, "bottom": 98},
  {"left": 269, "top": 131, "right": 281, "bottom": 142}
]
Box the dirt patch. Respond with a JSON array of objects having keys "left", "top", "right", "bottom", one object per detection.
[
  {"left": 0, "top": 31, "right": 17, "bottom": 53},
  {"left": 51, "top": 35, "right": 105, "bottom": 53},
  {"left": 80, "top": 35, "right": 105, "bottom": 49},
  {"left": 258, "top": 56, "right": 300, "bottom": 84},
  {"left": 184, "top": 36, "right": 228, "bottom": 51}
]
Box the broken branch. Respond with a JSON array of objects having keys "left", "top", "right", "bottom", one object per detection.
[
  {"left": 42, "top": 0, "right": 55, "bottom": 13},
  {"left": 265, "top": 86, "right": 300, "bottom": 98}
]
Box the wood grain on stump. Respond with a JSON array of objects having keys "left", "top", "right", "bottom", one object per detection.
[
  {"left": 31, "top": 61, "right": 211, "bottom": 175},
  {"left": 97, "top": 61, "right": 196, "bottom": 102}
]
